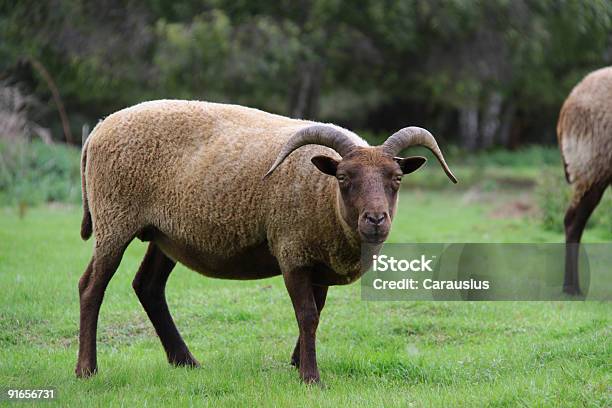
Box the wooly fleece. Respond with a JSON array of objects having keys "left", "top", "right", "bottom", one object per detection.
[
  {"left": 81, "top": 100, "right": 370, "bottom": 285},
  {"left": 558, "top": 67, "right": 612, "bottom": 204}
]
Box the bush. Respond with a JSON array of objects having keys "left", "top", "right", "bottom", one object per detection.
[
  {"left": 594, "top": 189, "right": 612, "bottom": 232},
  {"left": 536, "top": 168, "right": 612, "bottom": 233},
  {"left": 466, "top": 146, "right": 561, "bottom": 167},
  {"left": 0, "top": 140, "right": 81, "bottom": 206}
]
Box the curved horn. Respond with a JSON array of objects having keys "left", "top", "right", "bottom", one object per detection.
[
  {"left": 383, "top": 127, "right": 457, "bottom": 183},
  {"left": 263, "top": 125, "right": 357, "bottom": 178}
]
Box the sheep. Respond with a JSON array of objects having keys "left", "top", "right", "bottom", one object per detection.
[
  {"left": 76, "top": 100, "right": 457, "bottom": 383},
  {"left": 557, "top": 67, "right": 612, "bottom": 295}
]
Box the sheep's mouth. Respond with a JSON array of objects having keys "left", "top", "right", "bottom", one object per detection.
[{"left": 359, "top": 231, "right": 388, "bottom": 244}]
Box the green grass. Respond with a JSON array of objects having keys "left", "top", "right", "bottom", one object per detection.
[{"left": 0, "top": 188, "right": 610, "bottom": 407}]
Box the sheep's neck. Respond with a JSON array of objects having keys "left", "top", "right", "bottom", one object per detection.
[{"left": 334, "top": 186, "right": 361, "bottom": 251}]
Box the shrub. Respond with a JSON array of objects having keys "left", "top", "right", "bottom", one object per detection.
[
  {"left": 536, "top": 168, "right": 612, "bottom": 233},
  {"left": 0, "top": 140, "right": 81, "bottom": 206},
  {"left": 593, "top": 190, "right": 612, "bottom": 232}
]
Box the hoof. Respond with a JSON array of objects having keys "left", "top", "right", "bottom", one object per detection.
[
  {"left": 75, "top": 364, "right": 97, "bottom": 379},
  {"left": 563, "top": 285, "right": 582, "bottom": 296},
  {"left": 301, "top": 372, "right": 321, "bottom": 385},
  {"left": 290, "top": 355, "right": 299, "bottom": 368},
  {"left": 170, "top": 352, "right": 200, "bottom": 368}
]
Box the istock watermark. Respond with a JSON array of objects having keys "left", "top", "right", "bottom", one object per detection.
[{"left": 361, "top": 243, "right": 611, "bottom": 301}]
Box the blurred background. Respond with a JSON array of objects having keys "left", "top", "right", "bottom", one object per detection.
[
  {"left": 0, "top": 4, "right": 611, "bottom": 403},
  {"left": 0, "top": 0, "right": 610, "bottom": 234}
]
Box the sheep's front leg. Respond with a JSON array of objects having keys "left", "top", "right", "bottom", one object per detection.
[
  {"left": 291, "top": 285, "right": 327, "bottom": 368},
  {"left": 283, "top": 268, "right": 321, "bottom": 384}
]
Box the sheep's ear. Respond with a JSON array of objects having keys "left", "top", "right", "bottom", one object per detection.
[
  {"left": 394, "top": 156, "right": 427, "bottom": 175},
  {"left": 311, "top": 155, "right": 339, "bottom": 176}
]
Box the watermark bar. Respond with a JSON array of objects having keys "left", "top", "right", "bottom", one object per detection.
[{"left": 361, "top": 243, "right": 611, "bottom": 301}]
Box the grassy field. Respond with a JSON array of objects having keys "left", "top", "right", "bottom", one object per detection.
[{"left": 0, "top": 185, "right": 610, "bottom": 406}]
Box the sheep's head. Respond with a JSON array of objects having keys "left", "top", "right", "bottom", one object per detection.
[{"left": 264, "top": 125, "right": 457, "bottom": 244}]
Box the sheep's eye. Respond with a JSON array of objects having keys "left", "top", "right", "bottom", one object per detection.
[
  {"left": 393, "top": 176, "right": 403, "bottom": 183},
  {"left": 337, "top": 174, "right": 347, "bottom": 182}
]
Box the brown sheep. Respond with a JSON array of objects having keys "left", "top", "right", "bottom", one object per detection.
[
  {"left": 557, "top": 67, "right": 612, "bottom": 295},
  {"left": 76, "top": 100, "right": 457, "bottom": 383}
]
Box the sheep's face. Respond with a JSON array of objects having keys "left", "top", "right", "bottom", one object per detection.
[{"left": 311, "top": 147, "right": 426, "bottom": 244}]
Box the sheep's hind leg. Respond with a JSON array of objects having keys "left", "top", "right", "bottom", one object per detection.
[
  {"left": 76, "top": 243, "right": 128, "bottom": 378},
  {"left": 291, "top": 285, "right": 327, "bottom": 368},
  {"left": 132, "top": 243, "right": 199, "bottom": 368},
  {"left": 563, "top": 181, "right": 608, "bottom": 295}
]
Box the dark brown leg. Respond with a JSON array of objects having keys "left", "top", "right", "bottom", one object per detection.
[
  {"left": 132, "top": 243, "right": 199, "bottom": 367},
  {"left": 283, "top": 268, "right": 321, "bottom": 384},
  {"left": 564, "top": 182, "right": 607, "bottom": 295},
  {"left": 291, "top": 285, "right": 327, "bottom": 368},
  {"left": 75, "top": 245, "right": 127, "bottom": 378}
]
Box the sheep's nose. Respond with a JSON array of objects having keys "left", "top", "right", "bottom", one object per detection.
[{"left": 364, "top": 212, "right": 387, "bottom": 225}]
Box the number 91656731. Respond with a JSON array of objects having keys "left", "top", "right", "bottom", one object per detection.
[{"left": 2, "top": 388, "right": 56, "bottom": 400}]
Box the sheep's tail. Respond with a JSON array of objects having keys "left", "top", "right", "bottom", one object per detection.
[
  {"left": 556, "top": 104, "right": 571, "bottom": 184},
  {"left": 80, "top": 135, "right": 92, "bottom": 240}
]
